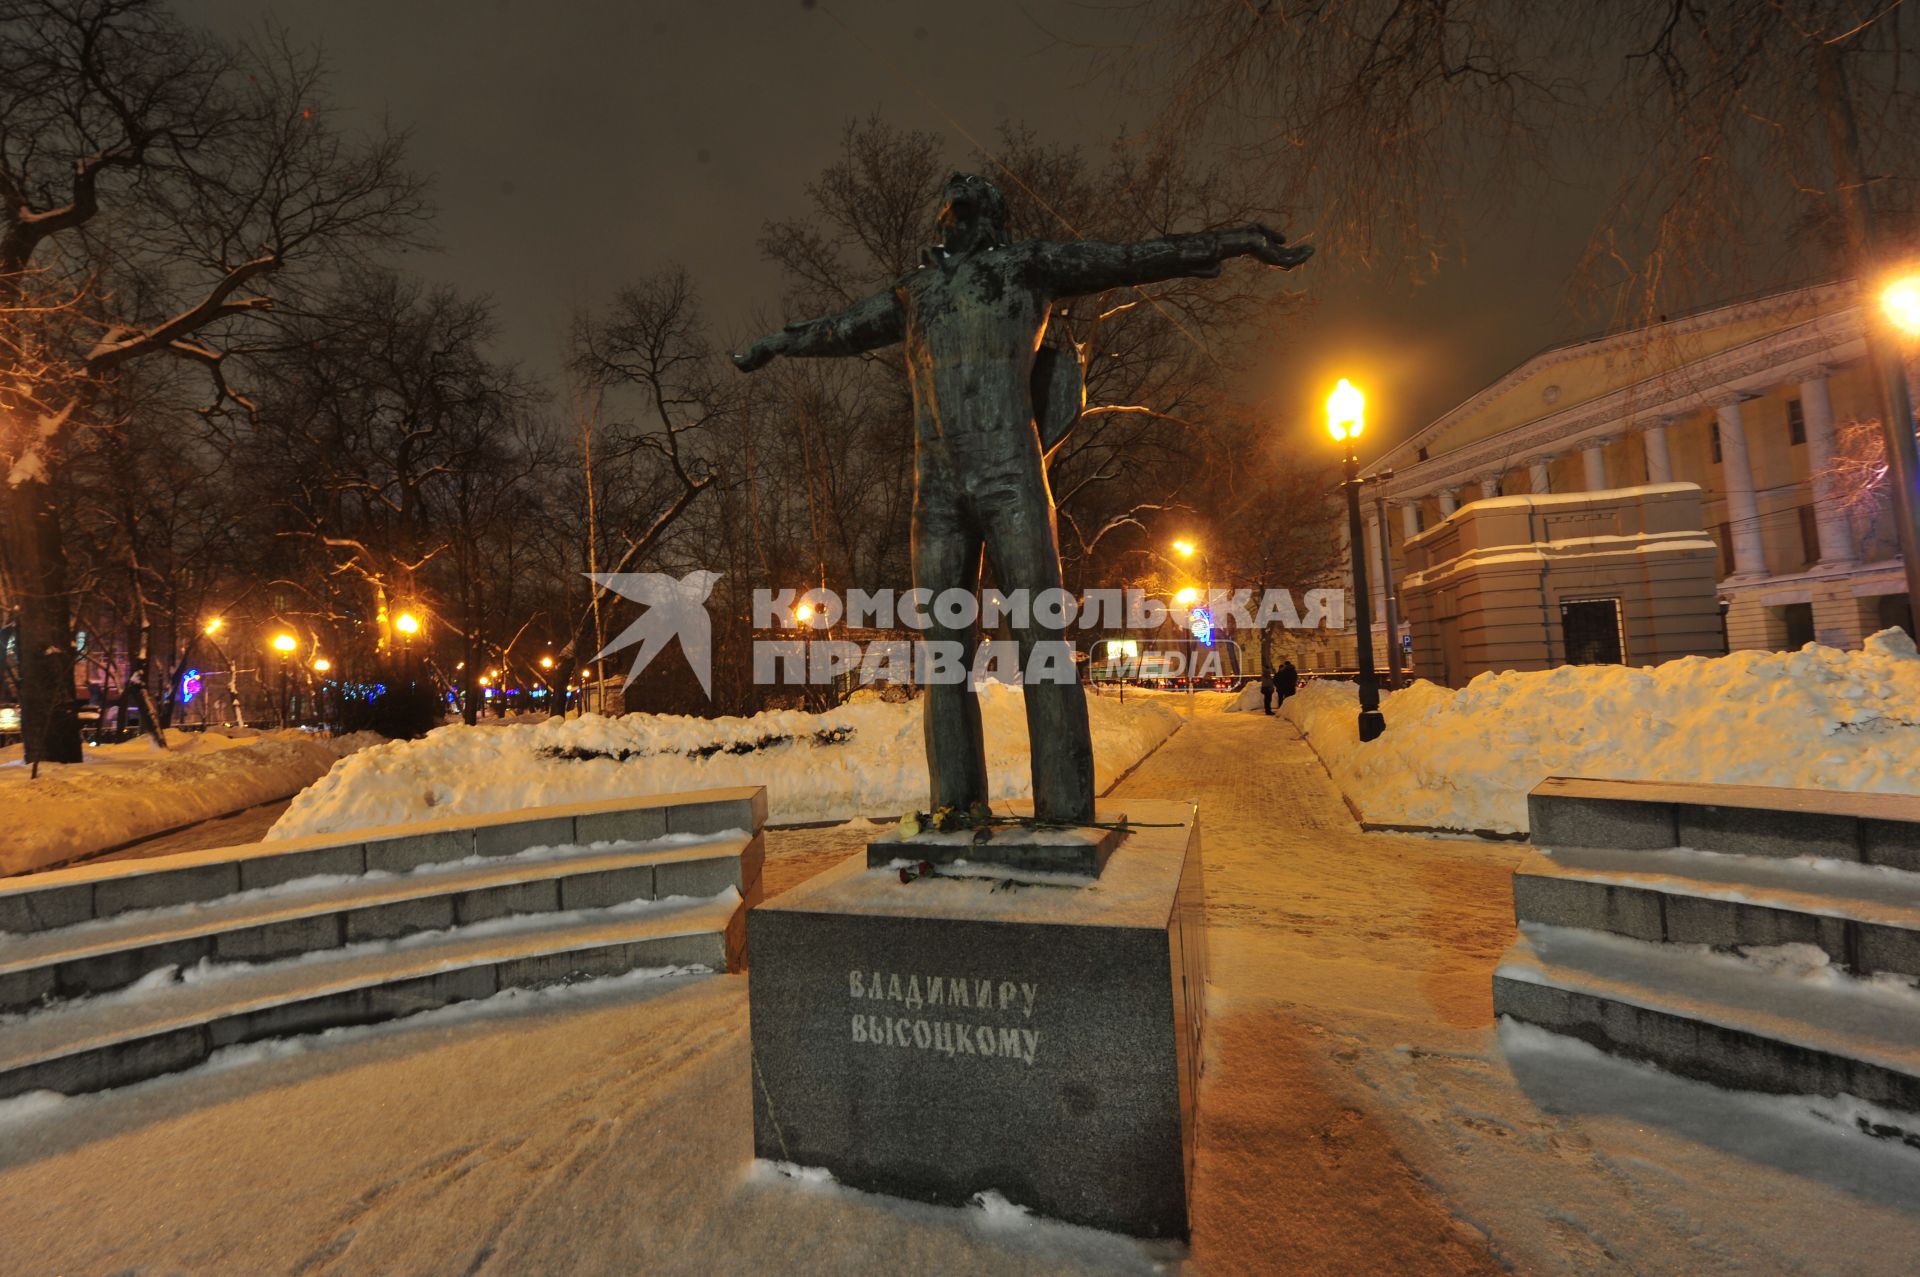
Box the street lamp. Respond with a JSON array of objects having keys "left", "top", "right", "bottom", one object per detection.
[
  {"left": 1328, "top": 379, "right": 1385, "bottom": 742},
  {"left": 271, "top": 632, "right": 297, "bottom": 727},
  {"left": 203, "top": 616, "right": 224, "bottom": 637},
  {"left": 394, "top": 609, "right": 421, "bottom": 688},
  {"left": 1883, "top": 272, "right": 1920, "bottom": 337}
]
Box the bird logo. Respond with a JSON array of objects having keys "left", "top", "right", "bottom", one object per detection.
[{"left": 588, "top": 570, "right": 721, "bottom": 696}]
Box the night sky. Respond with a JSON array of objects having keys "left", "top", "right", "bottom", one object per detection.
[{"left": 178, "top": 0, "right": 1604, "bottom": 456}]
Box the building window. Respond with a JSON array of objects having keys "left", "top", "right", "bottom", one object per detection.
[
  {"left": 1710, "top": 421, "right": 1722, "bottom": 463},
  {"left": 1716, "top": 521, "right": 1734, "bottom": 577},
  {"left": 1787, "top": 399, "right": 1806, "bottom": 446},
  {"left": 1561, "top": 598, "right": 1625, "bottom": 665},
  {"left": 1797, "top": 504, "right": 1819, "bottom": 567},
  {"left": 1416, "top": 446, "right": 1429, "bottom": 462}
]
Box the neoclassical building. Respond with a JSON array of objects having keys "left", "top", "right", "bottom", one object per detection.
[{"left": 1350, "top": 279, "right": 1912, "bottom": 677}]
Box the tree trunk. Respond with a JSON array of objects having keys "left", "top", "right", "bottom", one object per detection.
[{"left": 4, "top": 474, "right": 83, "bottom": 764}]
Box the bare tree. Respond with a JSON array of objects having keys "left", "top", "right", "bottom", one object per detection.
[
  {"left": 1, "top": 0, "right": 425, "bottom": 762},
  {"left": 560, "top": 268, "right": 724, "bottom": 708}
]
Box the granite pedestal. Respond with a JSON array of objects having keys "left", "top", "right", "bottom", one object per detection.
[{"left": 747, "top": 800, "right": 1205, "bottom": 1238}]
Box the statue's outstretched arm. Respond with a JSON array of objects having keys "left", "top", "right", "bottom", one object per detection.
[
  {"left": 1034, "top": 225, "right": 1312, "bottom": 298},
  {"left": 732, "top": 289, "right": 905, "bottom": 372}
]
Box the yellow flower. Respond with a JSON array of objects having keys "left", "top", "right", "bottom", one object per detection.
[{"left": 899, "top": 811, "right": 922, "bottom": 840}]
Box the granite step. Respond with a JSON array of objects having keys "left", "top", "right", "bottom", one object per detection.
[
  {"left": 0, "top": 832, "right": 762, "bottom": 1013},
  {"left": 0, "top": 890, "right": 741, "bottom": 1100},
  {"left": 0, "top": 786, "right": 768, "bottom": 935},
  {"left": 1493, "top": 924, "right": 1920, "bottom": 1124},
  {"left": 1513, "top": 844, "right": 1920, "bottom": 983},
  {"left": 1527, "top": 777, "right": 1920, "bottom": 871}
]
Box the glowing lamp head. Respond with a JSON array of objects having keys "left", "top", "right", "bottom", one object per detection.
[
  {"left": 203, "top": 617, "right": 224, "bottom": 636},
  {"left": 1172, "top": 539, "right": 1197, "bottom": 559},
  {"left": 794, "top": 601, "right": 815, "bottom": 625},
  {"left": 479, "top": 674, "right": 490, "bottom": 686},
  {"left": 394, "top": 611, "right": 420, "bottom": 636},
  {"left": 1882, "top": 272, "right": 1920, "bottom": 338},
  {"left": 311, "top": 658, "right": 331, "bottom": 673},
  {"left": 1174, "top": 586, "right": 1200, "bottom": 607},
  {"left": 540, "top": 655, "right": 554, "bottom": 669},
  {"left": 1326, "top": 378, "right": 1365, "bottom": 442},
  {"left": 271, "top": 633, "right": 297, "bottom": 654}
]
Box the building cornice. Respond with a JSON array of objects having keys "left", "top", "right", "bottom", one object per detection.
[{"left": 1378, "top": 305, "right": 1866, "bottom": 502}]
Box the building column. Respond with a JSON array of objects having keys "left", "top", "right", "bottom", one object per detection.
[
  {"left": 1528, "top": 460, "right": 1551, "bottom": 494},
  {"left": 1437, "top": 488, "right": 1458, "bottom": 517},
  {"left": 1800, "top": 376, "right": 1855, "bottom": 565},
  {"left": 1478, "top": 471, "right": 1503, "bottom": 501},
  {"left": 1717, "top": 401, "right": 1768, "bottom": 577},
  {"left": 1581, "top": 440, "right": 1608, "bottom": 491},
  {"left": 1400, "top": 502, "right": 1420, "bottom": 540},
  {"left": 1365, "top": 511, "right": 1388, "bottom": 625},
  {"left": 1642, "top": 423, "right": 1674, "bottom": 484}
]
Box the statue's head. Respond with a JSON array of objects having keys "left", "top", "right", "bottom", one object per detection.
[{"left": 936, "top": 172, "right": 1009, "bottom": 250}]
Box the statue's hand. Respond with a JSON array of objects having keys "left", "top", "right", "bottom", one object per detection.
[
  {"left": 1241, "top": 224, "right": 1314, "bottom": 269},
  {"left": 732, "top": 333, "right": 787, "bottom": 373}
]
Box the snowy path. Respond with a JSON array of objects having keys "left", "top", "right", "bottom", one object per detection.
[
  {"left": 1119, "top": 713, "right": 1920, "bottom": 1275},
  {"left": 2, "top": 714, "right": 1919, "bottom": 1273}
]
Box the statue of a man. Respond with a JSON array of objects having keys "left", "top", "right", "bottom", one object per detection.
[{"left": 736, "top": 173, "right": 1312, "bottom": 824}]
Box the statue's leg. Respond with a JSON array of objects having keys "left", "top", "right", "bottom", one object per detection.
[
  {"left": 913, "top": 478, "right": 989, "bottom": 814},
  {"left": 977, "top": 465, "right": 1096, "bottom": 825}
]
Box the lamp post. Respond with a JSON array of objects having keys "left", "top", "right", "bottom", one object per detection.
[
  {"left": 271, "top": 632, "right": 297, "bottom": 727},
  {"left": 1174, "top": 584, "right": 1201, "bottom": 712},
  {"left": 1878, "top": 271, "right": 1920, "bottom": 629},
  {"left": 1371, "top": 481, "right": 1402, "bottom": 690},
  {"left": 394, "top": 610, "right": 420, "bottom": 687},
  {"left": 1328, "top": 379, "right": 1385, "bottom": 742}
]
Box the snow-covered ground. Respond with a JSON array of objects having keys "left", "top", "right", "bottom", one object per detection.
[
  {"left": 270, "top": 683, "right": 1185, "bottom": 838},
  {"left": 1287, "top": 629, "right": 1920, "bottom": 833},
  {"left": 3, "top": 714, "right": 1916, "bottom": 1273},
  {"left": 1, "top": 729, "right": 377, "bottom": 876}
]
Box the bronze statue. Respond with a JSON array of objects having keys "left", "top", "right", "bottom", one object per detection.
[{"left": 736, "top": 173, "right": 1312, "bottom": 824}]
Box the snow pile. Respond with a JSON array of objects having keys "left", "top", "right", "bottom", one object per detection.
[
  {"left": 1, "top": 729, "right": 375, "bottom": 876},
  {"left": 1286, "top": 629, "right": 1920, "bottom": 834},
  {"left": 270, "top": 682, "right": 1184, "bottom": 838}
]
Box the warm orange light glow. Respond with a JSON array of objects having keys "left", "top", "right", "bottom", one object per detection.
[
  {"left": 394, "top": 611, "right": 420, "bottom": 636},
  {"left": 271, "top": 633, "right": 297, "bottom": 654},
  {"left": 540, "top": 655, "right": 554, "bottom": 669},
  {"left": 479, "top": 674, "right": 491, "bottom": 686},
  {"left": 203, "top": 616, "right": 224, "bottom": 636},
  {"left": 1172, "top": 539, "right": 1197, "bottom": 559},
  {"left": 1883, "top": 272, "right": 1920, "bottom": 338},
  {"left": 1327, "top": 378, "right": 1365, "bottom": 442},
  {"left": 1174, "top": 586, "right": 1200, "bottom": 607},
  {"left": 794, "top": 601, "right": 815, "bottom": 625},
  {"left": 311, "top": 658, "right": 331, "bottom": 673}
]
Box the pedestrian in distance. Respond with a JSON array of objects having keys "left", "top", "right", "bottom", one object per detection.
[
  {"left": 1259, "top": 668, "right": 1276, "bottom": 715},
  {"left": 1277, "top": 659, "right": 1299, "bottom": 706}
]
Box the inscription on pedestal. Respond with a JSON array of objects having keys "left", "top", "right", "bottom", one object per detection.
[{"left": 848, "top": 969, "right": 1042, "bottom": 1064}]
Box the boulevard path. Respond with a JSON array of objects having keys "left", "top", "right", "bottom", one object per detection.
[{"left": 2, "top": 712, "right": 1918, "bottom": 1273}]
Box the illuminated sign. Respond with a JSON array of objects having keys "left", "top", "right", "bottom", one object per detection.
[
  {"left": 1188, "top": 608, "right": 1214, "bottom": 647},
  {"left": 181, "top": 669, "right": 203, "bottom": 702}
]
